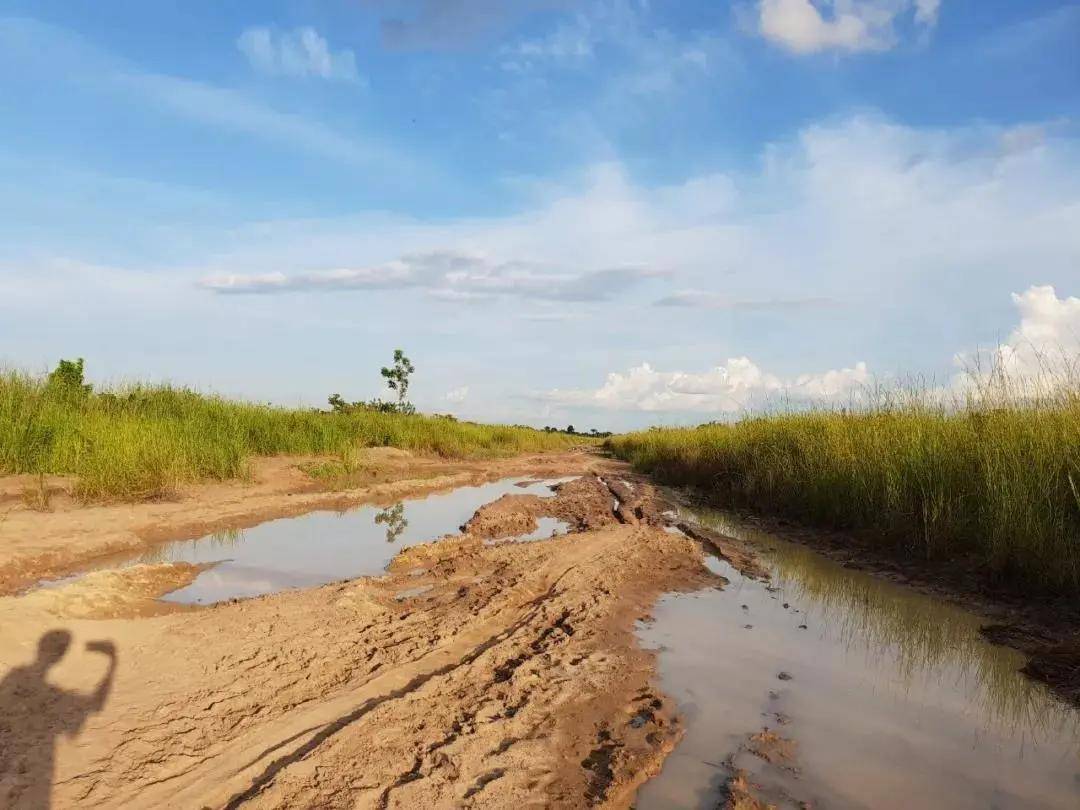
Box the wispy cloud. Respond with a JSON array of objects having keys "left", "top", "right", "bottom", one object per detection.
[
  {"left": 117, "top": 72, "right": 398, "bottom": 168},
  {"left": 1, "top": 17, "right": 403, "bottom": 172},
  {"left": 237, "top": 27, "right": 362, "bottom": 83},
  {"left": 498, "top": 0, "right": 731, "bottom": 93},
  {"left": 200, "top": 250, "right": 659, "bottom": 303},
  {"left": 654, "top": 291, "right": 836, "bottom": 311}
]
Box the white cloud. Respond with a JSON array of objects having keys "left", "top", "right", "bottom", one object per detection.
[
  {"left": 445, "top": 385, "right": 469, "bottom": 403},
  {"left": 955, "top": 285, "right": 1080, "bottom": 391},
  {"left": 755, "top": 0, "right": 941, "bottom": 54},
  {"left": 0, "top": 18, "right": 401, "bottom": 171},
  {"left": 545, "top": 357, "right": 871, "bottom": 413},
  {"left": 551, "top": 284, "right": 1079, "bottom": 414},
  {"left": 237, "top": 27, "right": 361, "bottom": 82},
  {"left": 199, "top": 250, "right": 659, "bottom": 303}
]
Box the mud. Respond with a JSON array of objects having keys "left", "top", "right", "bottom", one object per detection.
[
  {"left": 0, "top": 454, "right": 713, "bottom": 808},
  {"left": 3, "top": 452, "right": 1079, "bottom": 808}
]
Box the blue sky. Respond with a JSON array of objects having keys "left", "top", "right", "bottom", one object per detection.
[{"left": 1, "top": 1, "right": 1078, "bottom": 430}]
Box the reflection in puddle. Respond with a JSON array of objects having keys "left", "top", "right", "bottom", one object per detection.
[
  {"left": 637, "top": 504, "right": 1080, "bottom": 810},
  {"left": 484, "top": 516, "right": 572, "bottom": 544},
  {"left": 45, "top": 477, "right": 568, "bottom": 605},
  {"left": 374, "top": 503, "right": 408, "bottom": 543}
]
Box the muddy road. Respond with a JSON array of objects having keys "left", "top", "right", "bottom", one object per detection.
[
  {"left": 1, "top": 450, "right": 1078, "bottom": 808},
  {"left": 0, "top": 451, "right": 721, "bottom": 808}
]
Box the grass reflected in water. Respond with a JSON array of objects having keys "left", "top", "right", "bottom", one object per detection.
[{"left": 676, "top": 503, "right": 1080, "bottom": 744}]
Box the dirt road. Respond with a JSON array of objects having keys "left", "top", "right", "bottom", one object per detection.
[{"left": 0, "top": 451, "right": 735, "bottom": 808}]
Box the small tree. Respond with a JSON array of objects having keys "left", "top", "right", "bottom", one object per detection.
[
  {"left": 47, "top": 358, "right": 91, "bottom": 396},
  {"left": 381, "top": 349, "right": 415, "bottom": 411}
]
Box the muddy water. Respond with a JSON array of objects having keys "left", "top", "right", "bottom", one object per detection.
[
  {"left": 43, "top": 477, "right": 570, "bottom": 605},
  {"left": 637, "top": 505, "right": 1080, "bottom": 810}
]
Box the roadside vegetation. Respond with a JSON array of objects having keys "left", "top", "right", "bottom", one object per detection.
[
  {"left": 0, "top": 356, "right": 581, "bottom": 502},
  {"left": 608, "top": 373, "right": 1080, "bottom": 596}
]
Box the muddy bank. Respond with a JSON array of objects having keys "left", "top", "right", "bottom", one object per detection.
[
  {"left": 665, "top": 488, "right": 1080, "bottom": 707},
  {"left": 0, "top": 467, "right": 712, "bottom": 808},
  {"left": 0, "top": 449, "right": 600, "bottom": 594}
]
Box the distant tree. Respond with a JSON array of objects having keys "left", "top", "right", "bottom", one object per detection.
[
  {"left": 381, "top": 349, "right": 415, "bottom": 410},
  {"left": 565, "top": 424, "right": 575, "bottom": 434},
  {"left": 47, "top": 358, "right": 91, "bottom": 396}
]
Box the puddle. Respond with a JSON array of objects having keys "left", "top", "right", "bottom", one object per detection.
[
  {"left": 637, "top": 504, "right": 1080, "bottom": 810},
  {"left": 39, "top": 477, "right": 571, "bottom": 605},
  {"left": 484, "top": 517, "right": 571, "bottom": 544}
]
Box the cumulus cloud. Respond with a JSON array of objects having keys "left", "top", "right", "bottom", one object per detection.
[
  {"left": 444, "top": 385, "right": 469, "bottom": 403},
  {"left": 200, "top": 250, "right": 658, "bottom": 303},
  {"left": 549, "top": 285, "right": 1079, "bottom": 415},
  {"left": 754, "top": 0, "right": 941, "bottom": 54},
  {"left": 545, "top": 357, "right": 871, "bottom": 413},
  {"left": 955, "top": 285, "right": 1080, "bottom": 391},
  {"left": 237, "top": 27, "right": 361, "bottom": 82}
]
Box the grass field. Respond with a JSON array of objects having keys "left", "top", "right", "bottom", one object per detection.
[
  {"left": 0, "top": 370, "right": 581, "bottom": 501},
  {"left": 608, "top": 387, "right": 1080, "bottom": 596}
]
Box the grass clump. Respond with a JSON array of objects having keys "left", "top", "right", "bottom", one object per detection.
[
  {"left": 0, "top": 368, "right": 581, "bottom": 502},
  {"left": 607, "top": 383, "right": 1080, "bottom": 596}
]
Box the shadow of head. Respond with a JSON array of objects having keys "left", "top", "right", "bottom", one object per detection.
[{"left": 36, "top": 629, "right": 72, "bottom": 668}]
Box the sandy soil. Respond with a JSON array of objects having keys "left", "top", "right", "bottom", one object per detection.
[{"left": 0, "top": 453, "right": 761, "bottom": 808}]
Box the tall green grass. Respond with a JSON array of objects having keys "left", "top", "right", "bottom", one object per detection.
[
  {"left": 0, "top": 370, "right": 580, "bottom": 501},
  {"left": 608, "top": 386, "right": 1080, "bottom": 596}
]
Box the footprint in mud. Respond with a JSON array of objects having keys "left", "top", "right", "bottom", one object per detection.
[{"left": 581, "top": 728, "right": 621, "bottom": 802}]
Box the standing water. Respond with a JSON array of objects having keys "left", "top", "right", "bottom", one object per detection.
[
  {"left": 38, "top": 477, "right": 571, "bottom": 605},
  {"left": 637, "top": 504, "right": 1080, "bottom": 810}
]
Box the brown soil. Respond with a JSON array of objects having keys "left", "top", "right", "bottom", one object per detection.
[{"left": 0, "top": 453, "right": 720, "bottom": 808}]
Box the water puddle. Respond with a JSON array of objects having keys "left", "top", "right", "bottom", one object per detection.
[
  {"left": 484, "top": 516, "right": 571, "bottom": 544},
  {"left": 637, "top": 504, "right": 1080, "bottom": 809},
  {"left": 40, "top": 477, "right": 570, "bottom": 605}
]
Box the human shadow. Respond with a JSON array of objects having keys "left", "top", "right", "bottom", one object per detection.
[{"left": 0, "top": 630, "right": 117, "bottom": 809}]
